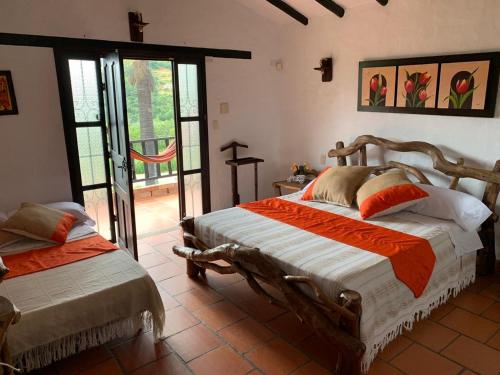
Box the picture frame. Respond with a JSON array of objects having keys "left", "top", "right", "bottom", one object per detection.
[
  {"left": 358, "top": 52, "right": 500, "bottom": 117},
  {"left": 360, "top": 66, "right": 397, "bottom": 108},
  {"left": 0, "top": 71, "right": 18, "bottom": 116},
  {"left": 396, "top": 63, "right": 439, "bottom": 109}
]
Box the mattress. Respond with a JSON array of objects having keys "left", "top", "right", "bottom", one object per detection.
[{"left": 194, "top": 192, "right": 476, "bottom": 371}]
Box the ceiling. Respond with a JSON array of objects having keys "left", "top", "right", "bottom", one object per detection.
[{"left": 233, "top": 0, "right": 375, "bottom": 24}]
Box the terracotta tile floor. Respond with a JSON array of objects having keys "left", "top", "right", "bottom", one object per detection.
[
  {"left": 134, "top": 194, "right": 180, "bottom": 238},
  {"left": 29, "top": 233, "right": 500, "bottom": 375}
]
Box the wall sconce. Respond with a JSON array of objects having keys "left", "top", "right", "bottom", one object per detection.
[
  {"left": 128, "top": 11, "right": 149, "bottom": 42},
  {"left": 314, "top": 57, "right": 333, "bottom": 82}
]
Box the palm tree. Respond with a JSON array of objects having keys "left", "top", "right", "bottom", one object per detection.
[{"left": 129, "top": 60, "right": 157, "bottom": 185}]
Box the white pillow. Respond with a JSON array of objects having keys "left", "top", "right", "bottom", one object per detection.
[
  {"left": 407, "top": 184, "right": 492, "bottom": 231},
  {"left": 0, "top": 212, "right": 7, "bottom": 224},
  {"left": 44, "top": 202, "right": 96, "bottom": 226}
]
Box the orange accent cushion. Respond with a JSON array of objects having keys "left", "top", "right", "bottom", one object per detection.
[
  {"left": 2, "top": 203, "right": 77, "bottom": 244},
  {"left": 357, "top": 171, "right": 429, "bottom": 219}
]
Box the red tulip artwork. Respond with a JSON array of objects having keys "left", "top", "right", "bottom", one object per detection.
[
  {"left": 361, "top": 66, "right": 396, "bottom": 108},
  {"left": 419, "top": 72, "right": 431, "bottom": 85},
  {"left": 367, "top": 74, "right": 388, "bottom": 107},
  {"left": 437, "top": 60, "right": 490, "bottom": 111},
  {"left": 402, "top": 70, "right": 433, "bottom": 108},
  {"left": 443, "top": 67, "right": 478, "bottom": 109}
]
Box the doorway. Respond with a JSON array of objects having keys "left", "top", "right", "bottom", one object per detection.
[
  {"left": 55, "top": 50, "right": 211, "bottom": 258},
  {"left": 123, "top": 59, "right": 179, "bottom": 239}
]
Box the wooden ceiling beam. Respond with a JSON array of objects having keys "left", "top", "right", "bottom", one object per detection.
[
  {"left": 266, "top": 0, "right": 308, "bottom": 25},
  {"left": 315, "top": 0, "right": 345, "bottom": 18},
  {"left": 376, "top": 0, "right": 389, "bottom": 5}
]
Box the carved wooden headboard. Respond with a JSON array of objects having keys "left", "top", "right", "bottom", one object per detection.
[{"left": 329, "top": 135, "right": 500, "bottom": 276}]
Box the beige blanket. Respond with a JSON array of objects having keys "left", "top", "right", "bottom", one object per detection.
[
  {"left": 195, "top": 192, "right": 476, "bottom": 372},
  {"left": 0, "top": 248, "right": 165, "bottom": 371}
]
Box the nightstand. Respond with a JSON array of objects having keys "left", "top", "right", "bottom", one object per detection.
[{"left": 272, "top": 180, "right": 308, "bottom": 196}]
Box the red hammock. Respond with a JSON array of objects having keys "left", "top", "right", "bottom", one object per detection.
[{"left": 130, "top": 142, "right": 176, "bottom": 164}]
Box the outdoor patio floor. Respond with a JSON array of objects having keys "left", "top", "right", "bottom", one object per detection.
[{"left": 134, "top": 193, "right": 180, "bottom": 239}]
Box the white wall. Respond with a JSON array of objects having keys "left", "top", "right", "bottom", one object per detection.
[
  {"left": 0, "top": 45, "right": 72, "bottom": 211},
  {"left": 276, "top": 0, "right": 500, "bottom": 254},
  {"left": 0, "top": 0, "right": 283, "bottom": 211}
]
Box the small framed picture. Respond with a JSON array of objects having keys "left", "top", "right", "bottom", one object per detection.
[
  {"left": 0, "top": 71, "right": 18, "bottom": 116},
  {"left": 437, "top": 60, "right": 490, "bottom": 110},
  {"left": 396, "top": 63, "right": 439, "bottom": 108},
  {"left": 359, "top": 66, "right": 397, "bottom": 108}
]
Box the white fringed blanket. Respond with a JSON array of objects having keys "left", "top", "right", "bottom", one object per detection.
[
  {"left": 0, "top": 249, "right": 165, "bottom": 372},
  {"left": 195, "top": 193, "right": 476, "bottom": 373}
]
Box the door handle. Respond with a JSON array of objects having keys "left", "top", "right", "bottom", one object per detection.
[{"left": 117, "top": 159, "right": 127, "bottom": 171}]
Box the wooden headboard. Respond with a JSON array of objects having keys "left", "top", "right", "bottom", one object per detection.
[{"left": 329, "top": 135, "right": 500, "bottom": 276}]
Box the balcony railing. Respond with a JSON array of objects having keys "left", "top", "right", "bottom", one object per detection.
[{"left": 130, "top": 136, "right": 177, "bottom": 184}]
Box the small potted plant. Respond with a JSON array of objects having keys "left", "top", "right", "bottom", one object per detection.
[{"left": 289, "top": 163, "right": 317, "bottom": 183}]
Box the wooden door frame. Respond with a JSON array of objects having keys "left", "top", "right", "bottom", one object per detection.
[
  {"left": 55, "top": 48, "right": 212, "bottom": 243},
  {"left": 53, "top": 49, "right": 117, "bottom": 243},
  {"left": 117, "top": 52, "right": 212, "bottom": 218},
  {"left": 172, "top": 57, "right": 211, "bottom": 217}
]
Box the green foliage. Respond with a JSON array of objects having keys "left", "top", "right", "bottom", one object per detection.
[
  {"left": 124, "top": 60, "right": 177, "bottom": 175},
  {"left": 124, "top": 60, "right": 176, "bottom": 141}
]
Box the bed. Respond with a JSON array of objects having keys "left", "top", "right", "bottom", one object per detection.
[
  {"left": 0, "top": 223, "right": 165, "bottom": 372},
  {"left": 173, "top": 135, "right": 500, "bottom": 375}
]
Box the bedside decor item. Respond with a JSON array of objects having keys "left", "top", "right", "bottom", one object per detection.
[
  {"left": 358, "top": 51, "right": 500, "bottom": 117},
  {"left": 0, "top": 71, "right": 18, "bottom": 116},
  {"left": 288, "top": 163, "right": 317, "bottom": 184},
  {"left": 314, "top": 57, "right": 333, "bottom": 82},
  {"left": 220, "top": 141, "right": 264, "bottom": 206}
]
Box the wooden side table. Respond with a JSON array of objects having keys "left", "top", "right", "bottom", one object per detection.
[{"left": 272, "top": 180, "right": 309, "bottom": 196}]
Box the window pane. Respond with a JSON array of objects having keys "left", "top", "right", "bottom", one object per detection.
[
  {"left": 84, "top": 188, "right": 111, "bottom": 239},
  {"left": 77, "top": 127, "right": 106, "bottom": 186},
  {"left": 184, "top": 173, "right": 202, "bottom": 217},
  {"left": 69, "top": 59, "right": 100, "bottom": 122},
  {"left": 178, "top": 64, "right": 199, "bottom": 117},
  {"left": 181, "top": 121, "right": 200, "bottom": 171}
]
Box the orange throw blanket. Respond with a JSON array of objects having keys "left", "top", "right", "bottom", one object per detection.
[
  {"left": 3, "top": 235, "right": 118, "bottom": 279},
  {"left": 239, "top": 198, "right": 436, "bottom": 297}
]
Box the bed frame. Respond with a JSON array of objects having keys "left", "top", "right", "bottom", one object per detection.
[{"left": 173, "top": 135, "right": 500, "bottom": 375}]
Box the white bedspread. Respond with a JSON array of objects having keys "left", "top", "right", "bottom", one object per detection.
[
  {"left": 0, "top": 246, "right": 165, "bottom": 371},
  {"left": 194, "top": 192, "right": 476, "bottom": 372}
]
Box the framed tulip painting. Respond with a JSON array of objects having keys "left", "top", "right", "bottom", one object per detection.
[
  {"left": 437, "top": 61, "right": 490, "bottom": 110},
  {"left": 360, "top": 66, "right": 396, "bottom": 108},
  {"left": 0, "top": 71, "right": 18, "bottom": 116},
  {"left": 358, "top": 52, "right": 499, "bottom": 117},
  {"left": 396, "top": 64, "right": 439, "bottom": 108}
]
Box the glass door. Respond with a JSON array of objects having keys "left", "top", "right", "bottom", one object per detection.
[
  {"left": 54, "top": 51, "right": 116, "bottom": 242},
  {"left": 174, "top": 59, "right": 211, "bottom": 218}
]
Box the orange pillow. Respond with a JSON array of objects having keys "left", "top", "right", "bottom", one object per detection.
[
  {"left": 2, "top": 203, "right": 77, "bottom": 243},
  {"left": 357, "top": 171, "right": 429, "bottom": 219}
]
